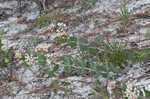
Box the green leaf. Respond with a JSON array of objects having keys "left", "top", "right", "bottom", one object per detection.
[
  {"left": 74, "top": 58, "right": 87, "bottom": 67},
  {"left": 89, "top": 41, "right": 99, "bottom": 48},
  {"left": 145, "top": 90, "right": 150, "bottom": 98},
  {"left": 87, "top": 0, "right": 96, "bottom": 5},
  {"left": 79, "top": 36, "right": 88, "bottom": 44},
  {"left": 0, "top": 29, "right": 4, "bottom": 49},
  {"left": 88, "top": 48, "right": 98, "bottom": 55},
  {"left": 50, "top": 80, "right": 58, "bottom": 88},
  {"left": 50, "top": 11, "right": 56, "bottom": 22},
  {"left": 61, "top": 56, "right": 73, "bottom": 65},
  {"left": 99, "top": 72, "right": 108, "bottom": 78},
  {"left": 38, "top": 54, "right": 46, "bottom": 67},
  {"left": 136, "top": 49, "right": 149, "bottom": 60},
  {"left": 113, "top": 88, "right": 123, "bottom": 97},
  {"left": 6, "top": 47, "right": 13, "bottom": 57},
  {"left": 64, "top": 65, "right": 73, "bottom": 73},
  {"left": 0, "top": 29, "right": 4, "bottom": 38},
  {"left": 47, "top": 64, "right": 59, "bottom": 77},
  {"left": 4, "top": 58, "right": 9, "bottom": 64},
  {"left": 68, "top": 36, "right": 77, "bottom": 48},
  {"left": 54, "top": 35, "right": 68, "bottom": 44},
  {"left": 53, "top": 64, "right": 59, "bottom": 72},
  {"left": 96, "top": 65, "right": 107, "bottom": 72},
  {"left": 77, "top": 68, "right": 86, "bottom": 76},
  {"left": 36, "top": 12, "right": 48, "bottom": 27},
  {"left": 79, "top": 44, "right": 88, "bottom": 51},
  {"left": 78, "top": 36, "right": 89, "bottom": 51},
  {"left": 108, "top": 64, "right": 120, "bottom": 73}
]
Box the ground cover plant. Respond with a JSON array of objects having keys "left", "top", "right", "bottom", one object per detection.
[
  {"left": 120, "top": 0, "right": 131, "bottom": 24},
  {"left": 0, "top": 30, "right": 16, "bottom": 78},
  {"left": 1, "top": 19, "right": 150, "bottom": 99},
  {"left": 3, "top": 21, "right": 150, "bottom": 98}
]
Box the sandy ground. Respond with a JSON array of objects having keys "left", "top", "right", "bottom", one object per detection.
[{"left": 0, "top": 0, "right": 150, "bottom": 99}]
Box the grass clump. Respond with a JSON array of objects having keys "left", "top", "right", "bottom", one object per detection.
[
  {"left": 0, "top": 29, "right": 18, "bottom": 79},
  {"left": 0, "top": 30, "right": 14, "bottom": 66},
  {"left": 76, "top": 0, "right": 97, "bottom": 11},
  {"left": 35, "top": 11, "right": 49, "bottom": 28},
  {"left": 101, "top": 40, "right": 135, "bottom": 68},
  {"left": 120, "top": 0, "right": 131, "bottom": 24}
]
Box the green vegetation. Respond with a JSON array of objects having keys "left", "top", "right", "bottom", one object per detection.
[
  {"left": 1, "top": 18, "right": 150, "bottom": 98},
  {"left": 77, "top": 0, "right": 97, "bottom": 11},
  {"left": 1, "top": 0, "right": 150, "bottom": 97},
  {"left": 57, "top": 35, "right": 150, "bottom": 79},
  {"left": 35, "top": 11, "right": 49, "bottom": 28},
  {"left": 93, "top": 81, "right": 109, "bottom": 99},
  {"left": 0, "top": 30, "right": 14, "bottom": 68},
  {"left": 120, "top": 0, "right": 131, "bottom": 24},
  {"left": 16, "top": 21, "right": 150, "bottom": 98}
]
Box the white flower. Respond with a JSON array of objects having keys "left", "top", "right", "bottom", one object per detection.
[
  {"left": 124, "top": 80, "right": 140, "bottom": 99},
  {"left": 25, "top": 53, "right": 38, "bottom": 66},
  {"left": 46, "top": 23, "right": 56, "bottom": 33},
  {"left": 46, "top": 58, "right": 51, "bottom": 65},
  {"left": 57, "top": 22, "right": 66, "bottom": 28},
  {"left": 49, "top": 23, "right": 55, "bottom": 30},
  {"left": 56, "top": 22, "right": 67, "bottom": 35},
  {"left": 50, "top": 23, "right": 55, "bottom": 28},
  {"left": 45, "top": 54, "right": 51, "bottom": 58},
  {"left": 107, "top": 81, "right": 117, "bottom": 94},
  {"left": 15, "top": 50, "right": 22, "bottom": 59}
]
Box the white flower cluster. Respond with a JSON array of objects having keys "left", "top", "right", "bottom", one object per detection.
[
  {"left": 47, "top": 23, "right": 55, "bottom": 32},
  {"left": 46, "top": 58, "right": 51, "bottom": 65},
  {"left": 34, "top": 44, "right": 49, "bottom": 53},
  {"left": 25, "top": 53, "right": 38, "bottom": 66},
  {"left": 15, "top": 50, "right": 23, "bottom": 59},
  {"left": 48, "top": 23, "right": 67, "bottom": 35},
  {"left": 124, "top": 80, "right": 140, "bottom": 99},
  {"left": 107, "top": 81, "right": 117, "bottom": 94},
  {"left": 56, "top": 22, "right": 67, "bottom": 36},
  {"left": 47, "top": 22, "right": 67, "bottom": 36}
]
